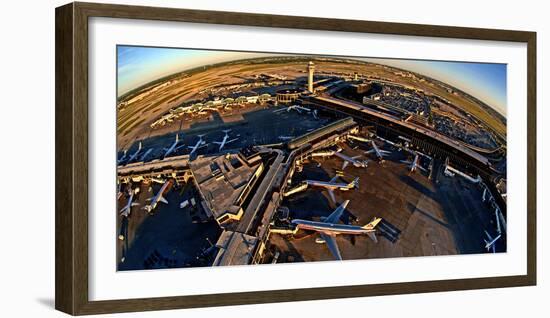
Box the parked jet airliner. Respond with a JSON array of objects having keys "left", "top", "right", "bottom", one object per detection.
[{"left": 291, "top": 200, "right": 381, "bottom": 260}]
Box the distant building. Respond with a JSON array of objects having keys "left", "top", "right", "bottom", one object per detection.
[
  {"left": 307, "top": 61, "right": 315, "bottom": 93},
  {"left": 275, "top": 89, "right": 301, "bottom": 104}
]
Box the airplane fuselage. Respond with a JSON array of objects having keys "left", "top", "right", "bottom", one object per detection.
[
  {"left": 347, "top": 135, "right": 370, "bottom": 143},
  {"left": 310, "top": 150, "right": 335, "bottom": 158},
  {"left": 127, "top": 144, "right": 142, "bottom": 163},
  {"left": 334, "top": 151, "right": 367, "bottom": 168},
  {"left": 140, "top": 148, "right": 153, "bottom": 161},
  {"left": 189, "top": 139, "right": 205, "bottom": 155},
  {"left": 292, "top": 219, "right": 372, "bottom": 235},
  {"left": 117, "top": 151, "right": 127, "bottom": 165},
  {"left": 214, "top": 131, "right": 237, "bottom": 151},
  {"left": 120, "top": 193, "right": 136, "bottom": 216},
  {"left": 410, "top": 154, "right": 420, "bottom": 171},
  {"left": 146, "top": 182, "right": 169, "bottom": 212},
  {"left": 217, "top": 136, "right": 228, "bottom": 150},
  {"left": 164, "top": 140, "right": 181, "bottom": 157},
  {"left": 305, "top": 180, "right": 353, "bottom": 190}
]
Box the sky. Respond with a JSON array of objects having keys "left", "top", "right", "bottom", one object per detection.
[{"left": 117, "top": 46, "right": 507, "bottom": 116}]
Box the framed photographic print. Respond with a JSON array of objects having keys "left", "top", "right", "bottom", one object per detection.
[{"left": 55, "top": 2, "right": 537, "bottom": 315}]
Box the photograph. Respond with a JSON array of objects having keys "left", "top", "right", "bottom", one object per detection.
[{"left": 115, "top": 46, "right": 507, "bottom": 271}]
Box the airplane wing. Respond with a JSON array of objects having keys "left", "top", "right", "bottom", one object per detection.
[
  {"left": 341, "top": 161, "right": 349, "bottom": 170},
  {"left": 367, "top": 231, "right": 378, "bottom": 243},
  {"left": 212, "top": 141, "right": 222, "bottom": 145},
  {"left": 365, "top": 149, "right": 375, "bottom": 154},
  {"left": 327, "top": 189, "right": 337, "bottom": 205},
  {"left": 418, "top": 166, "right": 428, "bottom": 172},
  {"left": 380, "top": 150, "right": 391, "bottom": 154},
  {"left": 329, "top": 175, "right": 339, "bottom": 183},
  {"left": 227, "top": 138, "right": 238, "bottom": 144},
  {"left": 324, "top": 200, "right": 349, "bottom": 224},
  {"left": 320, "top": 233, "right": 342, "bottom": 260}
]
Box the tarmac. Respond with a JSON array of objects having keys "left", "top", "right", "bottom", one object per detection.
[{"left": 269, "top": 141, "right": 498, "bottom": 263}]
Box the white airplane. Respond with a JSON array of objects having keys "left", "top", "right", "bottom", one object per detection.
[
  {"left": 365, "top": 140, "right": 391, "bottom": 161},
  {"left": 143, "top": 181, "right": 170, "bottom": 213},
  {"left": 119, "top": 189, "right": 140, "bottom": 217},
  {"left": 213, "top": 129, "right": 238, "bottom": 151},
  {"left": 163, "top": 133, "right": 185, "bottom": 158},
  {"left": 484, "top": 230, "right": 501, "bottom": 253},
  {"left": 401, "top": 152, "right": 427, "bottom": 174},
  {"left": 188, "top": 134, "right": 207, "bottom": 157},
  {"left": 117, "top": 150, "right": 127, "bottom": 165},
  {"left": 291, "top": 200, "right": 382, "bottom": 260},
  {"left": 334, "top": 149, "right": 368, "bottom": 170},
  {"left": 273, "top": 105, "right": 312, "bottom": 114},
  {"left": 304, "top": 175, "right": 359, "bottom": 204},
  {"left": 278, "top": 136, "right": 295, "bottom": 141},
  {"left": 139, "top": 148, "right": 153, "bottom": 161},
  {"left": 126, "top": 141, "right": 143, "bottom": 163},
  {"left": 347, "top": 135, "right": 371, "bottom": 143}
]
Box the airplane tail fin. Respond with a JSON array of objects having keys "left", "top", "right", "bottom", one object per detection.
[
  {"left": 362, "top": 217, "right": 382, "bottom": 231},
  {"left": 138, "top": 141, "right": 142, "bottom": 150},
  {"left": 175, "top": 134, "right": 179, "bottom": 142},
  {"left": 222, "top": 129, "right": 232, "bottom": 133},
  {"left": 363, "top": 217, "right": 381, "bottom": 243},
  {"left": 159, "top": 196, "right": 168, "bottom": 204}
]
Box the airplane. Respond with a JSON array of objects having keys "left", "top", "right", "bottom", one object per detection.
[
  {"left": 143, "top": 181, "right": 170, "bottom": 213},
  {"left": 213, "top": 129, "right": 238, "bottom": 151},
  {"left": 312, "top": 109, "right": 319, "bottom": 119},
  {"left": 400, "top": 152, "right": 427, "bottom": 174},
  {"left": 139, "top": 148, "right": 153, "bottom": 161},
  {"left": 347, "top": 134, "right": 371, "bottom": 143},
  {"left": 273, "top": 105, "right": 312, "bottom": 114},
  {"left": 117, "top": 150, "right": 127, "bottom": 165},
  {"left": 125, "top": 141, "right": 143, "bottom": 163},
  {"left": 303, "top": 175, "right": 360, "bottom": 204},
  {"left": 278, "top": 136, "right": 295, "bottom": 141},
  {"left": 365, "top": 140, "right": 391, "bottom": 161},
  {"left": 163, "top": 133, "right": 185, "bottom": 158},
  {"left": 188, "top": 134, "right": 207, "bottom": 157},
  {"left": 484, "top": 230, "right": 501, "bottom": 253},
  {"left": 291, "top": 200, "right": 382, "bottom": 260},
  {"left": 334, "top": 149, "right": 368, "bottom": 170},
  {"left": 119, "top": 189, "right": 140, "bottom": 217}
]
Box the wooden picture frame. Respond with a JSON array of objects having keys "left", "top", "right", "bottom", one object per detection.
[{"left": 55, "top": 1, "right": 536, "bottom": 315}]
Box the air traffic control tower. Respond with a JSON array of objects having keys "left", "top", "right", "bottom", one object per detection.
[{"left": 307, "top": 61, "right": 315, "bottom": 93}]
